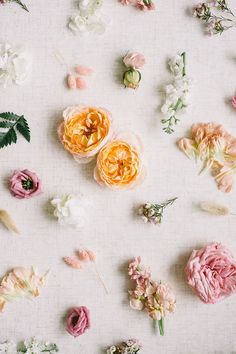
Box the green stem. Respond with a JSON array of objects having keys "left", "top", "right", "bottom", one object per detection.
[
  {"left": 181, "top": 52, "right": 186, "bottom": 77},
  {"left": 13, "top": 0, "right": 29, "bottom": 12},
  {"left": 158, "top": 318, "right": 164, "bottom": 336}
]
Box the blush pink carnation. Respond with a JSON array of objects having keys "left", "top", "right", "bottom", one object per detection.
[
  {"left": 185, "top": 243, "right": 236, "bottom": 304},
  {"left": 9, "top": 169, "right": 42, "bottom": 199},
  {"left": 66, "top": 306, "right": 90, "bottom": 337}
]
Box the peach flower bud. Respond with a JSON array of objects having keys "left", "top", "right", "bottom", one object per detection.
[
  {"left": 75, "top": 65, "right": 93, "bottom": 76},
  {"left": 77, "top": 249, "right": 90, "bottom": 261},
  {"left": 63, "top": 257, "right": 82, "bottom": 269},
  {"left": 76, "top": 77, "right": 87, "bottom": 89},
  {"left": 67, "top": 74, "right": 77, "bottom": 89},
  {"left": 86, "top": 249, "right": 96, "bottom": 261}
]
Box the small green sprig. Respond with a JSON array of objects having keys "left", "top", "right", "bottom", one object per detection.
[
  {"left": 138, "top": 197, "right": 178, "bottom": 225},
  {"left": 13, "top": 0, "right": 29, "bottom": 12},
  {"left": 0, "top": 112, "right": 30, "bottom": 149}
]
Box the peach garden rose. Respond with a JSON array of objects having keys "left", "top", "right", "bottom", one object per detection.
[
  {"left": 58, "top": 106, "right": 112, "bottom": 163},
  {"left": 94, "top": 132, "right": 146, "bottom": 190}
]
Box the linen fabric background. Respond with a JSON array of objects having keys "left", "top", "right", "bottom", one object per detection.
[{"left": 0, "top": 1, "right": 236, "bottom": 353}]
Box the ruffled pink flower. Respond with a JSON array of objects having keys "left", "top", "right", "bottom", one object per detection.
[
  {"left": 128, "top": 257, "right": 151, "bottom": 287},
  {"left": 66, "top": 306, "right": 90, "bottom": 337},
  {"left": 123, "top": 52, "right": 146, "bottom": 70},
  {"left": 185, "top": 243, "right": 236, "bottom": 304},
  {"left": 136, "top": 0, "right": 155, "bottom": 10},
  {"left": 9, "top": 169, "right": 42, "bottom": 199},
  {"left": 232, "top": 96, "right": 236, "bottom": 109}
]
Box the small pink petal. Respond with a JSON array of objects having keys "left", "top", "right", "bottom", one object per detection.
[
  {"left": 63, "top": 257, "right": 82, "bottom": 269},
  {"left": 76, "top": 77, "right": 87, "bottom": 89},
  {"left": 77, "top": 249, "right": 90, "bottom": 261},
  {"left": 75, "top": 65, "right": 93, "bottom": 76},
  {"left": 231, "top": 96, "right": 236, "bottom": 109},
  {"left": 67, "top": 74, "right": 77, "bottom": 89},
  {"left": 86, "top": 249, "right": 96, "bottom": 262}
]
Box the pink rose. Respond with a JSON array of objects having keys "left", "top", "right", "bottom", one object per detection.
[
  {"left": 123, "top": 52, "right": 146, "bottom": 70},
  {"left": 66, "top": 306, "right": 90, "bottom": 337},
  {"left": 9, "top": 169, "right": 42, "bottom": 199},
  {"left": 185, "top": 243, "right": 236, "bottom": 304}
]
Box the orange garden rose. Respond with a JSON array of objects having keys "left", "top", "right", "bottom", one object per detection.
[
  {"left": 58, "top": 106, "right": 112, "bottom": 163},
  {"left": 94, "top": 133, "right": 146, "bottom": 190}
]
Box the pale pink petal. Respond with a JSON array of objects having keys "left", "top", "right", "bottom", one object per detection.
[
  {"left": 63, "top": 257, "right": 82, "bottom": 269},
  {"left": 77, "top": 250, "right": 90, "bottom": 262},
  {"left": 67, "top": 74, "right": 77, "bottom": 89},
  {"left": 75, "top": 65, "right": 93, "bottom": 76},
  {"left": 76, "top": 77, "right": 87, "bottom": 89},
  {"left": 231, "top": 96, "right": 236, "bottom": 109}
]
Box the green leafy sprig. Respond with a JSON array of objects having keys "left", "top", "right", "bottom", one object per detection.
[
  {"left": 0, "top": 112, "right": 30, "bottom": 149},
  {"left": 138, "top": 197, "right": 178, "bottom": 225}
]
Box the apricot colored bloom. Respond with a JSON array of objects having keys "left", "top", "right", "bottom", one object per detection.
[
  {"left": 58, "top": 106, "right": 112, "bottom": 164},
  {"left": 178, "top": 122, "right": 236, "bottom": 192},
  {"left": 185, "top": 243, "right": 236, "bottom": 304},
  {"left": 0, "top": 267, "right": 47, "bottom": 312},
  {"left": 94, "top": 132, "right": 146, "bottom": 190}
]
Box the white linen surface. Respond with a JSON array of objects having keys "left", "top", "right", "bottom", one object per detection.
[{"left": 0, "top": 1, "right": 236, "bottom": 353}]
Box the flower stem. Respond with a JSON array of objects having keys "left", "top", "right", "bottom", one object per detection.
[
  {"left": 12, "top": 0, "right": 29, "bottom": 12},
  {"left": 181, "top": 52, "right": 186, "bottom": 77},
  {"left": 158, "top": 318, "right": 164, "bottom": 336}
]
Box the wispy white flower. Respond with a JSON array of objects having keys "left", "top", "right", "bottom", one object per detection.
[
  {"left": 0, "top": 43, "right": 30, "bottom": 88},
  {"left": 51, "top": 194, "right": 89, "bottom": 230},
  {"left": 161, "top": 52, "right": 191, "bottom": 134},
  {"left": 68, "top": 0, "right": 109, "bottom": 35},
  {"left": 0, "top": 341, "right": 17, "bottom": 354}
]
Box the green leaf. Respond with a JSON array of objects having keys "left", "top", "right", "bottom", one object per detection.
[
  {"left": 0, "top": 112, "right": 20, "bottom": 121},
  {"left": 0, "top": 112, "right": 31, "bottom": 149},
  {"left": 16, "top": 117, "right": 31, "bottom": 142}
]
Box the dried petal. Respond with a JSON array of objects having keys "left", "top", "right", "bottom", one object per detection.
[
  {"left": 0, "top": 210, "right": 19, "bottom": 234},
  {"left": 75, "top": 65, "right": 93, "bottom": 76},
  {"left": 200, "top": 201, "right": 229, "bottom": 216}
]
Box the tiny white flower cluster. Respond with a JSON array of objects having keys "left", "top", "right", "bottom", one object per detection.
[
  {"left": 0, "top": 43, "right": 30, "bottom": 88},
  {"left": 161, "top": 52, "right": 191, "bottom": 134},
  {"left": 50, "top": 194, "right": 89, "bottom": 230},
  {"left": 68, "top": 0, "right": 109, "bottom": 35},
  {"left": 0, "top": 338, "right": 58, "bottom": 354}
]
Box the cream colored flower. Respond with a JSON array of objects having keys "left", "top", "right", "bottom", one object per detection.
[{"left": 58, "top": 106, "right": 112, "bottom": 163}]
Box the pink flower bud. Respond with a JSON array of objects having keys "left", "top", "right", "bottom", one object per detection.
[
  {"left": 67, "top": 74, "right": 77, "bottom": 89},
  {"left": 75, "top": 65, "right": 93, "bottom": 76},
  {"left": 76, "top": 77, "right": 87, "bottom": 89}
]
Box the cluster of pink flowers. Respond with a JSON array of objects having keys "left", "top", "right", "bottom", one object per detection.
[
  {"left": 185, "top": 243, "right": 236, "bottom": 304},
  {"left": 120, "top": 0, "right": 155, "bottom": 11},
  {"left": 178, "top": 122, "right": 236, "bottom": 193},
  {"left": 128, "top": 257, "right": 176, "bottom": 336}
]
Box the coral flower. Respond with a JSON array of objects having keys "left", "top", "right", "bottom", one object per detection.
[
  {"left": 94, "top": 133, "right": 146, "bottom": 190},
  {"left": 58, "top": 106, "right": 112, "bottom": 163}
]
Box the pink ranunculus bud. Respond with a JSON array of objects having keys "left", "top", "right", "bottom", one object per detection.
[
  {"left": 185, "top": 243, "right": 236, "bottom": 304},
  {"left": 75, "top": 65, "right": 93, "bottom": 76},
  {"left": 123, "top": 52, "right": 146, "bottom": 70},
  {"left": 66, "top": 306, "right": 90, "bottom": 337},
  {"left": 9, "top": 169, "right": 42, "bottom": 199}
]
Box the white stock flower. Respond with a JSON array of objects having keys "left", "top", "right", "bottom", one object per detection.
[
  {"left": 0, "top": 43, "right": 30, "bottom": 88},
  {"left": 51, "top": 194, "right": 89, "bottom": 230},
  {"left": 0, "top": 341, "right": 17, "bottom": 354},
  {"left": 168, "top": 54, "right": 184, "bottom": 77},
  {"left": 68, "top": 0, "right": 108, "bottom": 35}
]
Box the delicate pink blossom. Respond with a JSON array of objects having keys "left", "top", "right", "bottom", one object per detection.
[
  {"left": 185, "top": 243, "right": 236, "bottom": 304},
  {"left": 120, "top": 0, "right": 133, "bottom": 5},
  {"left": 77, "top": 249, "right": 90, "bottom": 262},
  {"left": 123, "top": 52, "right": 146, "bottom": 69},
  {"left": 66, "top": 306, "right": 90, "bottom": 337},
  {"left": 9, "top": 169, "right": 42, "bottom": 199}
]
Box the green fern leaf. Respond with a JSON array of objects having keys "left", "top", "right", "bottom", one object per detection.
[
  {"left": 0, "top": 112, "right": 20, "bottom": 121},
  {"left": 16, "top": 117, "right": 31, "bottom": 142},
  {"left": 0, "top": 121, "right": 14, "bottom": 128},
  {"left": 0, "top": 112, "right": 31, "bottom": 149}
]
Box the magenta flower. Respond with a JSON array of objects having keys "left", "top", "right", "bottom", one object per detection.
[
  {"left": 9, "top": 169, "right": 42, "bottom": 199},
  {"left": 66, "top": 306, "right": 90, "bottom": 338},
  {"left": 185, "top": 243, "right": 236, "bottom": 304}
]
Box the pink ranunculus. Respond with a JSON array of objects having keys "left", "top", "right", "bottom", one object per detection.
[
  {"left": 9, "top": 169, "right": 42, "bottom": 199},
  {"left": 123, "top": 52, "right": 146, "bottom": 70},
  {"left": 232, "top": 96, "right": 236, "bottom": 109},
  {"left": 185, "top": 243, "right": 236, "bottom": 304},
  {"left": 66, "top": 306, "right": 90, "bottom": 337}
]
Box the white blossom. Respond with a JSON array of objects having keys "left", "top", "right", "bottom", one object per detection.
[
  {"left": 51, "top": 194, "right": 89, "bottom": 230},
  {"left": 0, "top": 341, "right": 17, "bottom": 354},
  {"left": 0, "top": 43, "right": 30, "bottom": 88},
  {"left": 68, "top": 0, "right": 109, "bottom": 35}
]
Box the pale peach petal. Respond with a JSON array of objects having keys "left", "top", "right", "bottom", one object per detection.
[
  {"left": 75, "top": 65, "right": 93, "bottom": 76},
  {"left": 67, "top": 74, "right": 77, "bottom": 89},
  {"left": 63, "top": 257, "right": 82, "bottom": 269},
  {"left": 77, "top": 250, "right": 90, "bottom": 261},
  {"left": 129, "top": 298, "right": 144, "bottom": 310},
  {"left": 76, "top": 77, "right": 87, "bottom": 89},
  {"left": 86, "top": 249, "right": 96, "bottom": 261}
]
